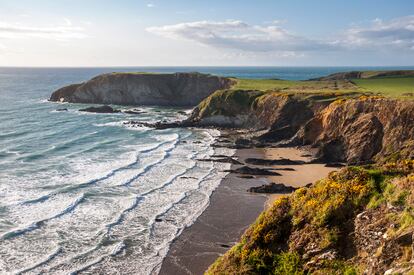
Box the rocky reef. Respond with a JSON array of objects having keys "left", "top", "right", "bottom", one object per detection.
[{"left": 50, "top": 72, "right": 234, "bottom": 106}]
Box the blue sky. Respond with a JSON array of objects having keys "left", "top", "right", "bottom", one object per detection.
[{"left": 0, "top": 0, "right": 413, "bottom": 66}]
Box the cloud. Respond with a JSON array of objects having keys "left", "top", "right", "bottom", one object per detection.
[
  {"left": 147, "top": 20, "right": 331, "bottom": 52},
  {"left": 0, "top": 20, "right": 87, "bottom": 40},
  {"left": 344, "top": 16, "right": 414, "bottom": 50},
  {"left": 147, "top": 16, "right": 414, "bottom": 54},
  {"left": 147, "top": 3, "right": 155, "bottom": 8}
]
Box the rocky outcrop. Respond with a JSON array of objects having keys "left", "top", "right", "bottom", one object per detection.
[
  {"left": 191, "top": 90, "right": 414, "bottom": 164},
  {"left": 248, "top": 182, "right": 297, "bottom": 193},
  {"left": 79, "top": 105, "right": 120, "bottom": 113},
  {"left": 296, "top": 98, "right": 414, "bottom": 164},
  {"left": 50, "top": 72, "right": 234, "bottom": 106}
]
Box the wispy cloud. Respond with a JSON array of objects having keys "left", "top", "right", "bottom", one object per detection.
[
  {"left": 147, "top": 20, "right": 331, "bottom": 52},
  {"left": 343, "top": 16, "right": 414, "bottom": 50},
  {"left": 147, "top": 16, "right": 414, "bottom": 55},
  {"left": 146, "top": 3, "right": 155, "bottom": 8},
  {"left": 0, "top": 20, "right": 87, "bottom": 40}
]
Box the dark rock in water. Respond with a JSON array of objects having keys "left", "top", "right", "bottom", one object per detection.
[
  {"left": 56, "top": 108, "right": 68, "bottom": 111},
  {"left": 155, "top": 218, "right": 163, "bottom": 222},
  {"left": 123, "top": 120, "right": 192, "bottom": 129},
  {"left": 198, "top": 157, "right": 242, "bottom": 165},
  {"left": 79, "top": 105, "right": 121, "bottom": 113},
  {"left": 123, "top": 109, "right": 145, "bottom": 115},
  {"left": 248, "top": 182, "right": 297, "bottom": 193},
  {"left": 245, "top": 158, "right": 306, "bottom": 166},
  {"left": 225, "top": 166, "right": 281, "bottom": 176},
  {"left": 301, "top": 154, "right": 313, "bottom": 158},
  {"left": 177, "top": 111, "right": 187, "bottom": 115},
  {"left": 324, "top": 162, "right": 346, "bottom": 168},
  {"left": 219, "top": 244, "right": 231, "bottom": 248}
]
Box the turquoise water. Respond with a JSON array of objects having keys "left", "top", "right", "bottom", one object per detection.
[{"left": 0, "top": 66, "right": 413, "bottom": 274}]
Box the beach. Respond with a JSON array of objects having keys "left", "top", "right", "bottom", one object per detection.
[{"left": 159, "top": 146, "right": 338, "bottom": 275}]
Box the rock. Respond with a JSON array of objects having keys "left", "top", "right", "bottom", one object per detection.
[
  {"left": 123, "top": 109, "right": 145, "bottom": 114},
  {"left": 177, "top": 111, "right": 187, "bottom": 115},
  {"left": 50, "top": 72, "right": 234, "bottom": 106},
  {"left": 79, "top": 105, "right": 120, "bottom": 113},
  {"left": 248, "top": 182, "right": 297, "bottom": 193},
  {"left": 324, "top": 162, "right": 345, "bottom": 168},
  {"left": 198, "top": 157, "right": 243, "bottom": 165},
  {"left": 123, "top": 120, "right": 192, "bottom": 129},
  {"left": 238, "top": 175, "right": 255, "bottom": 179},
  {"left": 245, "top": 158, "right": 306, "bottom": 166},
  {"left": 56, "top": 108, "right": 68, "bottom": 111},
  {"left": 224, "top": 166, "right": 281, "bottom": 176}
]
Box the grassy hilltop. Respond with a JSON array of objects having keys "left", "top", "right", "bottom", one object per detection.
[{"left": 231, "top": 71, "right": 414, "bottom": 99}]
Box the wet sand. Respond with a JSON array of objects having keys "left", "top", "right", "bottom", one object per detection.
[{"left": 158, "top": 147, "right": 338, "bottom": 275}]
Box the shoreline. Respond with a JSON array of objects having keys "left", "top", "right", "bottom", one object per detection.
[{"left": 158, "top": 145, "right": 338, "bottom": 275}]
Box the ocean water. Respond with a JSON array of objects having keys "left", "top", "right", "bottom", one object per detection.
[{"left": 0, "top": 66, "right": 413, "bottom": 274}]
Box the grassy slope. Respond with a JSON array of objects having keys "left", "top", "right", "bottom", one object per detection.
[
  {"left": 206, "top": 160, "right": 414, "bottom": 275},
  {"left": 352, "top": 77, "right": 414, "bottom": 98},
  {"left": 230, "top": 76, "right": 414, "bottom": 99}
]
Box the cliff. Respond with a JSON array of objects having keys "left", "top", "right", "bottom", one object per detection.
[
  {"left": 50, "top": 72, "right": 234, "bottom": 106},
  {"left": 190, "top": 91, "right": 414, "bottom": 165}
]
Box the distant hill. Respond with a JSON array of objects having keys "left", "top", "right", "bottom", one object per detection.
[{"left": 311, "top": 70, "right": 414, "bottom": 81}]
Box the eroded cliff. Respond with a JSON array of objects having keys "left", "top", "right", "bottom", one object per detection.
[
  {"left": 190, "top": 90, "right": 414, "bottom": 165},
  {"left": 50, "top": 72, "right": 234, "bottom": 106}
]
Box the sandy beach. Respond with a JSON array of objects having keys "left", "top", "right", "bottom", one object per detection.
[{"left": 159, "top": 146, "right": 338, "bottom": 275}]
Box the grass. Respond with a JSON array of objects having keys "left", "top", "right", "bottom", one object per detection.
[
  {"left": 231, "top": 76, "right": 414, "bottom": 99},
  {"left": 352, "top": 77, "right": 414, "bottom": 98}
]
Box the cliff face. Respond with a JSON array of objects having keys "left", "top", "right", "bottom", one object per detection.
[
  {"left": 50, "top": 72, "right": 234, "bottom": 106},
  {"left": 191, "top": 91, "right": 414, "bottom": 164},
  {"left": 297, "top": 98, "right": 414, "bottom": 164}
]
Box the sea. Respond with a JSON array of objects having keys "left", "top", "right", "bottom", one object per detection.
[{"left": 0, "top": 66, "right": 413, "bottom": 274}]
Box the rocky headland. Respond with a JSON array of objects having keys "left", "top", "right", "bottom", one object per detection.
[{"left": 50, "top": 72, "right": 234, "bottom": 106}]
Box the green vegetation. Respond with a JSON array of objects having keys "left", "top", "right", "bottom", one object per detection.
[
  {"left": 206, "top": 160, "right": 414, "bottom": 275},
  {"left": 196, "top": 89, "right": 265, "bottom": 117},
  {"left": 352, "top": 77, "right": 414, "bottom": 98},
  {"left": 232, "top": 78, "right": 361, "bottom": 95},
  {"left": 229, "top": 72, "right": 414, "bottom": 99}
]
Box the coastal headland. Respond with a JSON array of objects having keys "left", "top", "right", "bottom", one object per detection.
[{"left": 52, "top": 70, "right": 414, "bottom": 274}]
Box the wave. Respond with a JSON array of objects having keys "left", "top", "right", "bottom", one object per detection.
[
  {"left": 13, "top": 246, "right": 62, "bottom": 275},
  {"left": 67, "top": 241, "right": 126, "bottom": 275},
  {"left": 19, "top": 134, "right": 180, "bottom": 206},
  {"left": 1, "top": 193, "right": 85, "bottom": 240}
]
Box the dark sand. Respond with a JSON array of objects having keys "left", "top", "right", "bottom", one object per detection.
[{"left": 158, "top": 147, "right": 338, "bottom": 275}]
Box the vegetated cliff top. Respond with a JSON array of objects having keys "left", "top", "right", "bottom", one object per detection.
[
  {"left": 206, "top": 159, "right": 414, "bottom": 275},
  {"left": 229, "top": 71, "right": 414, "bottom": 99}
]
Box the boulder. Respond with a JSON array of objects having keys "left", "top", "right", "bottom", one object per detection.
[{"left": 248, "top": 182, "right": 297, "bottom": 193}]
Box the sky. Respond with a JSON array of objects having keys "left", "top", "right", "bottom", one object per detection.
[{"left": 0, "top": 0, "right": 413, "bottom": 67}]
